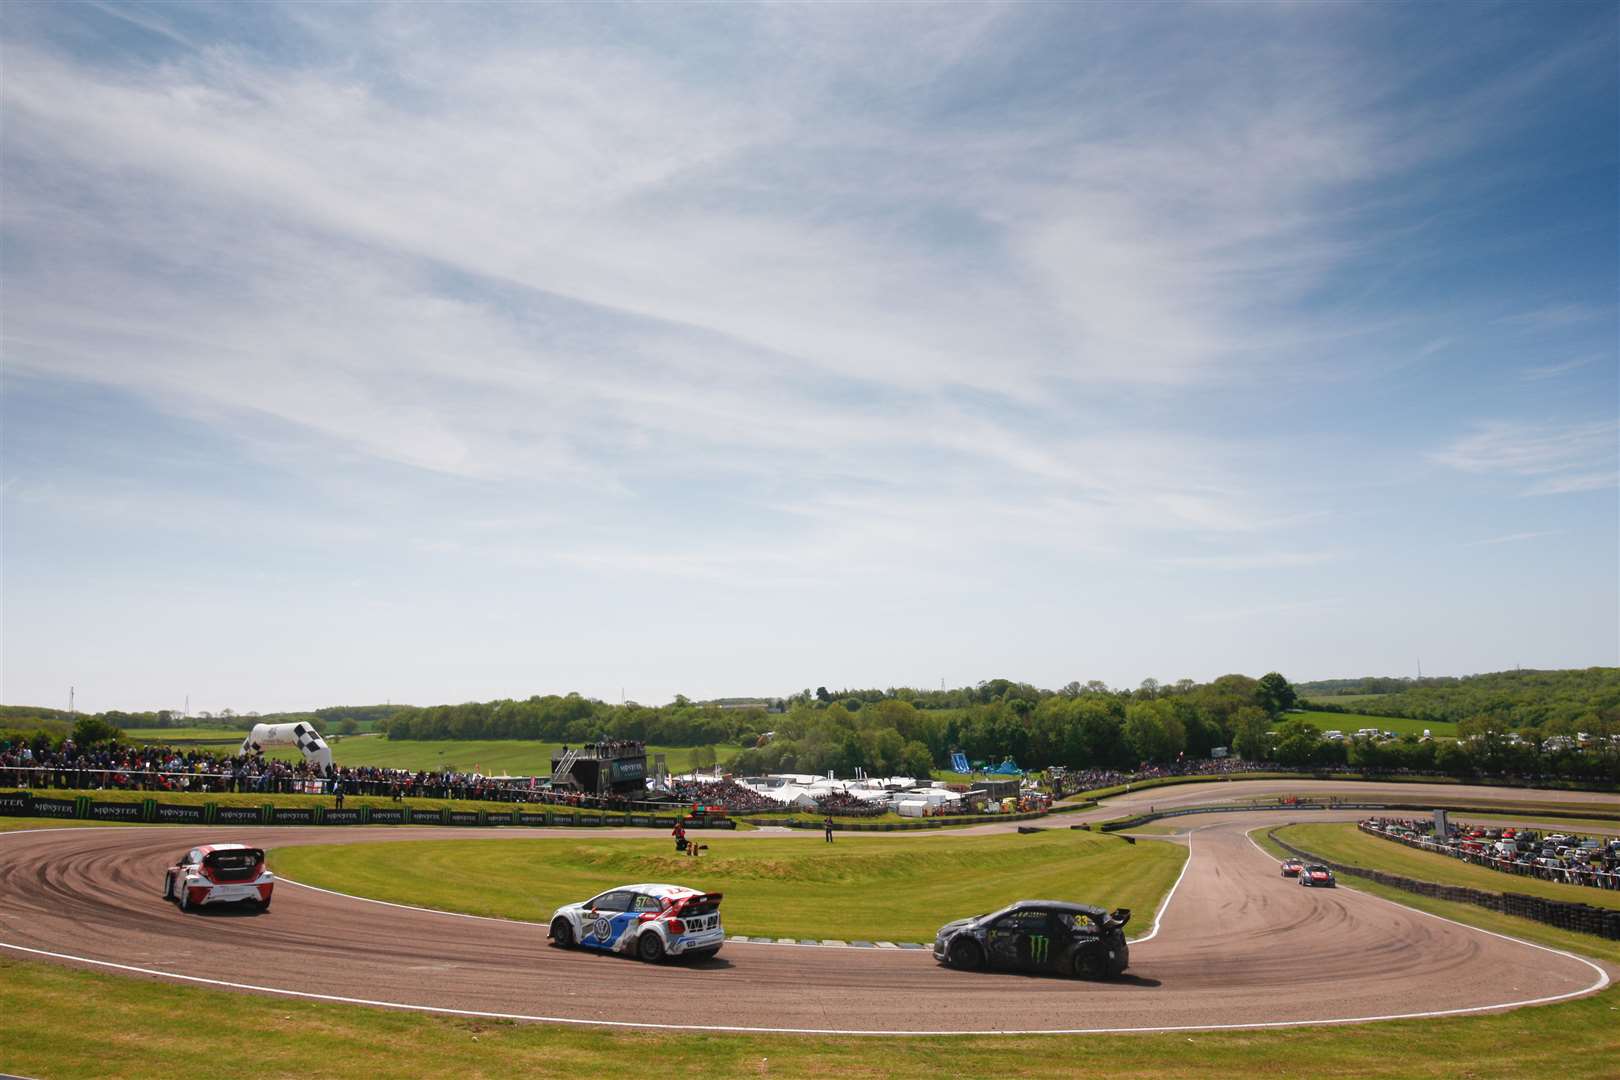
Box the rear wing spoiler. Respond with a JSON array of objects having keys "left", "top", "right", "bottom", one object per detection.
[
  {"left": 1108, "top": 908, "right": 1131, "bottom": 929},
  {"left": 673, "top": 892, "right": 724, "bottom": 915}
]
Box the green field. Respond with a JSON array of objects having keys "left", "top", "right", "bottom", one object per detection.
[
  {"left": 1288, "top": 710, "right": 1457, "bottom": 739},
  {"left": 109, "top": 734, "right": 744, "bottom": 776},
  {"left": 3, "top": 951, "right": 1615, "bottom": 1078},
  {"left": 1272, "top": 822, "right": 1620, "bottom": 910},
  {"left": 269, "top": 830, "right": 1186, "bottom": 943}
]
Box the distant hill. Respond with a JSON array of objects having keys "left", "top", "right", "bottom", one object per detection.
[{"left": 1302, "top": 668, "right": 1620, "bottom": 730}]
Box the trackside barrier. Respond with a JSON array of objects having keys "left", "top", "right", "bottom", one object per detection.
[
  {"left": 1266, "top": 828, "right": 1620, "bottom": 941},
  {"left": 0, "top": 791, "right": 739, "bottom": 830},
  {"left": 736, "top": 802, "right": 1094, "bottom": 832},
  {"left": 1098, "top": 800, "right": 1620, "bottom": 833},
  {"left": 1357, "top": 822, "right": 1619, "bottom": 892}
]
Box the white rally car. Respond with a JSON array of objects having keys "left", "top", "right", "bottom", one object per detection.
[
  {"left": 548, "top": 882, "right": 724, "bottom": 962},
  {"left": 163, "top": 843, "right": 274, "bottom": 912}
]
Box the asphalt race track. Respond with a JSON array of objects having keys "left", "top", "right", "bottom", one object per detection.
[{"left": 0, "top": 781, "right": 1613, "bottom": 1035}]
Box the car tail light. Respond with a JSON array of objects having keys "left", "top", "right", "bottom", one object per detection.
[{"left": 666, "top": 919, "right": 686, "bottom": 934}]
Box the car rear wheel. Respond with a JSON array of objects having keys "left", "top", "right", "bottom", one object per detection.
[
  {"left": 1072, "top": 947, "right": 1108, "bottom": 979},
  {"left": 637, "top": 931, "right": 666, "bottom": 963},
  {"left": 178, "top": 886, "right": 191, "bottom": 912},
  {"left": 946, "top": 937, "right": 983, "bottom": 971},
  {"left": 550, "top": 919, "right": 575, "bottom": 949}
]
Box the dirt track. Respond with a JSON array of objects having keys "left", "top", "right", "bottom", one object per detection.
[{"left": 0, "top": 781, "right": 1613, "bottom": 1034}]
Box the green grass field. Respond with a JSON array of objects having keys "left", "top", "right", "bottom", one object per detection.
[
  {"left": 108, "top": 735, "right": 745, "bottom": 776},
  {"left": 2, "top": 947, "right": 1615, "bottom": 1078},
  {"left": 1288, "top": 710, "right": 1457, "bottom": 739},
  {"left": 269, "top": 830, "right": 1186, "bottom": 943},
  {"left": 1271, "top": 822, "right": 1620, "bottom": 910}
]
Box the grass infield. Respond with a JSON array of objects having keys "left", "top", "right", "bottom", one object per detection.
[
  {"left": 1270, "top": 822, "right": 1620, "bottom": 911},
  {"left": 268, "top": 829, "right": 1186, "bottom": 943}
]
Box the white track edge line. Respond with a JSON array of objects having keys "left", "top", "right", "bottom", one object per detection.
[
  {"left": 0, "top": 937, "right": 1606, "bottom": 1036},
  {"left": 1130, "top": 829, "right": 1194, "bottom": 945},
  {"left": 1241, "top": 824, "right": 1610, "bottom": 994}
]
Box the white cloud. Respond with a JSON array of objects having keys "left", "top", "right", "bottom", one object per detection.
[{"left": 1432, "top": 421, "right": 1619, "bottom": 497}]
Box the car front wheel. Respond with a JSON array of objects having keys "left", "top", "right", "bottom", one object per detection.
[
  {"left": 946, "top": 937, "right": 983, "bottom": 971},
  {"left": 550, "top": 919, "right": 575, "bottom": 949}
]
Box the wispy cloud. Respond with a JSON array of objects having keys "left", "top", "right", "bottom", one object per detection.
[
  {"left": 1464, "top": 530, "right": 1562, "bottom": 547},
  {"left": 1520, "top": 355, "right": 1596, "bottom": 381},
  {"left": 1162, "top": 551, "right": 1341, "bottom": 571},
  {"left": 1432, "top": 421, "right": 1619, "bottom": 496},
  {"left": 1496, "top": 303, "right": 1609, "bottom": 330}
]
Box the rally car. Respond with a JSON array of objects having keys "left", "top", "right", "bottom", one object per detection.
[
  {"left": 548, "top": 883, "right": 724, "bottom": 962},
  {"left": 1280, "top": 858, "right": 1304, "bottom": 878},
  {"left": 934, "top": 900, "right": 1130, "bottom": 978},
  {"left": 1299, "top": 864, "right": 1336, "bottom": 888},
  {"left": 163, "top": 844, "right": 274, "bottom": 911}
]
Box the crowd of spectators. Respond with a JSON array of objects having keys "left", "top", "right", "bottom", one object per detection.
[
  {"left": 668, "top": 777, "right": 780, "bottom": 813},
  {"left": 1362, "top": 817, "right": 1620, "bottom": 891},
  {"left": 1044, "top": 757, "right": 1283, "bottom": 799},
  {"left": 812, "top": 790, "right": 886, "bottom": 817}
]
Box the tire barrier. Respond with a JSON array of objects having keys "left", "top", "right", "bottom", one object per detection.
[
  {"left": 0, "top": 791, "right": 737, "bottom": 830},
  {"left": 1266, "top": 828, "right": 1620, "bottom": 941}
]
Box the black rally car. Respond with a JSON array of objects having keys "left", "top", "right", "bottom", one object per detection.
[{"left": 933, "top": 900, "right": 1131, "bottom": 978}]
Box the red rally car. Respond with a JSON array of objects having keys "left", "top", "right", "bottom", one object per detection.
[{"left": 163, "top": 843, "right": 274, "bottom": 912}]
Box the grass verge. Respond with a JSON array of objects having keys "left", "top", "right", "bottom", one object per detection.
[
  {"left": 2, "top": 952, "right": 1616, "bottom": 1079},
  {"left": 269, "top": 829, "right": 1185, "bottom": 943},
  {"left": 1272, "top": 822, "right": 1620, "bottom": 911}
]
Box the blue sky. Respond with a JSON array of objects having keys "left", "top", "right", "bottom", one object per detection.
[{"left": 2, "top": 1, "right": 1615, "bottom": 714}]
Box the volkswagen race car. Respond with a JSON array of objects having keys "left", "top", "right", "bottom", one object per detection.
[
  {"left": 1280, "top": 858, "right": 1304, "bottom": 877},
  {"left": 163, "top": 844, "right": 274, "bottom": 911},
  {"left": 1299, "top": 864, "right": 1336, "bottom": 888},
  {"left": 934, "top": 900, "right": 1130, "bottom": 978},
  {"left": 549, "top": 883, "right": 724, "bottom": 962}
]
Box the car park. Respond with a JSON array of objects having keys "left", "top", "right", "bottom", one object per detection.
[
  {"left": 1299, "top": 865, "right": 1336, "bottom": 888},
  {"left": 933, "top": 900, "right": 1131, "bottom": 978},
  {"left": 163, "top": 844, "right": 274, "bottom": 911},
  {"left": 548, "top": 883, "right": 724, "bottom": 962}
]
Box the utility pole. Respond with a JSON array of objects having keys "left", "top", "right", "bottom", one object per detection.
[{"left": 69, "top": 686, "right": 75, "bottom": 714}]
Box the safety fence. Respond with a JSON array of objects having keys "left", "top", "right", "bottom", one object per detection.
[
  {"left": 1357, "top": 821, "right": 1620, "bottom": 892},
  {"left": 0, "top": 790, "right": 736, "bottom": 829},
  {"left": 1267, "top": 828, "right": 1620, "bottom": 941},
  {"left": 739, "top": 800, "right": 1095, "bottom": 832}
]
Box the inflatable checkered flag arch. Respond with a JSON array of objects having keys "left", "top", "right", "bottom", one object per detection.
[{"left": 239, "top": 722, "right": 334, "bottom": 772}]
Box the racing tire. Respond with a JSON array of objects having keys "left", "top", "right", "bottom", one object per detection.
[
  {"left": 1072, "top": 947, "right": 1108, "bottom": 980},
  {"left": 163, "top": 874, "right": 172, "bottom": 901},
  {"left": 637, "top": 931, "right": 666, "bottom": 963},
  {"left": 550, "top": 919, "right": 575, "bottom": 949},
  {"left": 946, "top": 937, "right": 984, "bottom": 971}
]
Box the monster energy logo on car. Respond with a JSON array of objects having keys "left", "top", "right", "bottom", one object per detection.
[{"left": 1029, "top": 934, "right": 1049, "bottom": 964}]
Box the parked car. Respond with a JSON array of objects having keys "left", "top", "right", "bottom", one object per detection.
[{"left": 934, "top": 900, "right": 1131, "bottom": 978}]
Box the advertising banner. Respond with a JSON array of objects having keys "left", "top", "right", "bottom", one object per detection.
[
  {"left": 271, "top": 807, "right": 315, "bottom": 824},
  {"left": 214, "top": 806, "right": 265, "bottom": 825},
  {"left": 448, "top": 811, "right": 481, "bottom": 826},
  {"left": 577, "top": 814, "right": 601, "bottom": 826},
  {"left": 88, "top": 801, "right": 144, "bottom": 822},
  {"left": 322, "top": 809, "right": 362, "bottom": 825},
  {"left": 609, "top": 759, "right": 646, "bottom": 783},
  {"left": 0, "top": 792, "right": 31, "bottom": 816},
  {"left": 153, "top": 803, "right": 205, "bottom": 824},
  {"left": 518, "top": 812, "right": 550, "bottom": 826},
  {"left": 368, "top": 808, "right": 404, "bottom": 824},
  {"left": 29, "top": 797, "right": 78, "bottom": 818},
  {"left": 551, "top": 813, "right": 576, "bottom": 826}
]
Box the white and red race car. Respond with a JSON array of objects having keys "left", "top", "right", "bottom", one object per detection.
[
  {"left": 548, "top": 882, "right": 724, "bottom": 962},
  {"left": 163, "top": 844, "right": 274, "bottom": 912}
]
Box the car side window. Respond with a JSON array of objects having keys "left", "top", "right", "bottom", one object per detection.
[
  {"left": 995, "top": 910, "right": 1049, "bottom": 931},
  {"left": 595, "top": 891, "right": 633, "bottom": 912},
  {"left": 186, "top": 849, "right": 200, "bottom": 865},
  {"left": 631, "top": 894, "right": 662, "bottom": 913}
]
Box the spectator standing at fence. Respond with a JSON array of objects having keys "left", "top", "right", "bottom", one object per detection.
[{"left": 824, "top": 815, "right": 835, "bottom": 843}]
